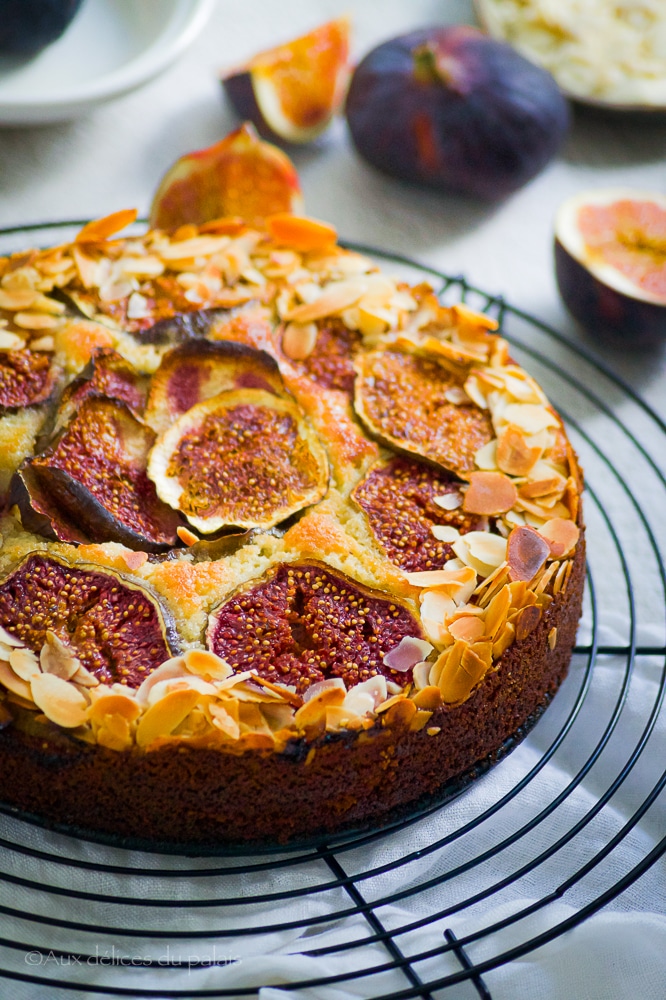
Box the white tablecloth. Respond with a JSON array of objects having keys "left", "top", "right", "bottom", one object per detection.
[{"left": 0, "top": 2, "right": 664, "bottom": 998}]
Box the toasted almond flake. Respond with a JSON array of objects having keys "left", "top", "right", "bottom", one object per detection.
[
  {"left": 135, "top": 657, "right": 188, "bottom": 705},
  {"left": 8, "top": 647, "right": 40, "bottom": 682},
  {"left": 29, "top": 334, "right": 55, "bottom": 352},
  {"left": 421, "top": 616, "right": 453, "bottom": 645},
  {"left": 516, "top": 497, "right": 571, "bottom": 521},
  {"left": 127, "top": 292, "right": 150, "bottom": 320},
  {"left": 501, "top": 403, "right": 559, "bottom": 435},
  {"left": 507, "top": 524, "right": 551, "bottom": 583},
  {"left": 552, "top": 559, "right": 571, "bottom": 596},
  {"left": 183, "top": 649, "right": 233, "bottom": 681},
  {"left": 538, "top": 517, "right": 580, "bottom": 558},
  {"left": 448, "top": 616, "right": 485, "bottom": 643},
  {"left": 251, "top": 675, "right": 303, "bottom": 708},
  {"left": 159, "top": 236, "right": 234, "bottom": 260},
  {"left": 136, "top": 688, "right": 200, "bottom": 747},
  {"left": 431, "top": 524, "right": 461, "bottom": 542},
  {"left": 548, "top": 627, "right": 558, "bottom": 651},
  {"left": 453, "top": 302, "right": 498, "bottom": 331},
  {"left": 13, "top": 311, "right": 59, "bottom": 331},
  {"left": 411, "top": 661, "right": 433, "bottom": 689},
  {"left": 473, "top": 438, "right": 499, "bottom": 471},
  {"left": 302, "top": 677, "right": 346, "bottom": 703},
  {"left": 0, "top": 625, "right": 23, "bottom": 649},
  {"left": 76, "top": 209, "right": 138, "bottom": 244},
  {"left": 427, "top": 726, "right": 441, "bottom": 736},
  {"left": 420, "top": 589, "right": 457, "bottom": 622},
  {"left": 0, "top": 661, "right": 34, "bottom": 701},
  {"left": 39, "top": 630, "right": 82, "bottom": 680},
  {"left": 209, "top": 703, "right": 241, "bottom": 740},
  {"left": 462, "top": 531, "right": 508, "bottom": 566},
  {"left": 496, "top": 424, "right": 543, "bottom": 476},
  {"left": 99, "top": 279, "right": 135, "bottom": 304},
  {"left": 177, "top": 525, "right": 199, "bottom": 546},
  {"left": 122, "top": 550, "right": 149, "bottom": 572},
  {"left": 71, "top": 663, "right": 100, "bottom": 688},
  {"left": 0, "top": 288, "right": 37, "bottom": 310},
  {"left": 0, "top": 331, "right": 27, "bottom": 351},
  {"left": 282, "top": 321, "right": 318, "bottom": 360},
  {"left": 344, "top": 675, "right": 387, "bottom": 714},
  {"left": 119, "top": 256, "right": 165, "bottom": 278},
  {"left": 433, "top": 492, "right": 463, "bottom": 511},
  {"left": 89, "top": 692, "right": 141, "bottom": 724},
  {"left": 464, "top": 471, "right": 517, "bottom": 515},
  {"left": 287, "top": 278, "right": 370, "bottom": 323},
  {"left": 383, "top": 636, "right": 434, "bottom": 672},
  {"left": 407, "top": 566, "right": 475, "bottom": 591},
  {"left": 514, "top": 604, "right": 542, "bottom": 641},
  {"left": 31, "top": 672, "right": 88, "bottom": 728}
]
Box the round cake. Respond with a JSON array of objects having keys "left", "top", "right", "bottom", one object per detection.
[{"left": 0, "top": 212, "right": 584, "bottom": 847}]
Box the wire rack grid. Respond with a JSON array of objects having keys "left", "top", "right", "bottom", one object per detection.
[{"left": 0, "top": 222, "right": 664, "bottom": 999}]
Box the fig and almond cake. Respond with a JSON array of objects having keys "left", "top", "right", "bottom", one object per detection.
[{"left": 0, "top": 211, "right": 584, "bottom": 846}]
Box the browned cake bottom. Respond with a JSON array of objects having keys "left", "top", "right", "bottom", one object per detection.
[{"left": 0, "top": 538, "right": 585, "bottom": 849}]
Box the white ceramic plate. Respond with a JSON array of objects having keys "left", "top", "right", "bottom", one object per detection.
[{"left": 0, "top": 0, "right": 215, "bottom": 125}]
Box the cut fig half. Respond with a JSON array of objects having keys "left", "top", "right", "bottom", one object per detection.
[
  {"left": 555, "top": 188, "right": 666, "bottom": 347},
  {"left": 147, "top": 388, "right": 329, "bottom": 533},
  {"left": 0, "top": 552, "right": 178, "bottom": 687},
  {"left": 31, "top": 396, "right": 184, "bottom": 552},
  {"left": 144, "top": 339, "right": 287, "bottom": 434},
  {"left": 354, "top": 348, "right": 493, "bottom": 477},
  {"left": 207, "top": 561, "right": 424, "bottom": 693}
]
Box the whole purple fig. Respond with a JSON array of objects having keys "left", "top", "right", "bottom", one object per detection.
[{"left": 345, "top": 25, "right": 570, "bottom": 200}]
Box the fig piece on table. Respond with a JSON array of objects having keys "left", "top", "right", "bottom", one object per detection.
[
  {"left": 352, "top": 456, "right": 484, "bottom": 573},
  {"left": 207, "top": 561, "right": 424, "bottom": 693},
  {"left": 144, "top": 339, "right": 286, "bottom": 435},
  {"left": 345, "top": 25, "right": 569, "bottom": 201},
  {"left": 0, "top": 350, "right": 59, "bottom": 411},
  {"left": 353, "top": 348, "right": 493, "bottom": 477},
  {"left": 30, "top": 396, "right": 184, "bottom": 552},
  {"left": 555, "top": 188, "right": 666, "bottom": 348},
  {"left": 149, "top": 123, "right": 303, "bottom": 231},
  {"left": 0, "top": 552, "right": 178, "bottom": 688},
  {"left": 147, "top": 388, "right": 329, "bottom": 533},
  {"left": 221, "top": 17, "right": 351, "bottom": 144}
]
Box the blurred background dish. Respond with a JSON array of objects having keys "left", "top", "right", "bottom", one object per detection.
[
  {"left": 474, "top": 0, "right": 666, "bottom": 112},
  {"left": 0, "top": 0, "right": 215, "bottom": 125}
]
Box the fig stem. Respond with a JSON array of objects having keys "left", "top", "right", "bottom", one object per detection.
[{"left": 412, "top": 43, "right": 464, "bottom": 94}]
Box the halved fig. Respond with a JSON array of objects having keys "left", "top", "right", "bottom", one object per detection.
[
  {"left": 149, "top": 123, "right": 303, "bottom": 231},
  {"left": 354, "top": 348, "right": 493, "bottom": 476},
  {"left": 9, "top": 464, "right": 92, "bottom": 545},
  {"left": 30, "top": 397, "right": 184, "bottom": 552},
  {"left": 0, "top": 552, "right": 178, "bottom": 687},
  {"left": 147, "top": 388, "right": 329, "bottom": 533},
  {"left": 55, "top": 348, "right": 147, "bottom": 429},
  {"left": 0, "top": 349, "right": 58, "bottom": 410},
  {"left": 144, "top": 339, "right": 286, "bottom": 434},
  {"left": 555, "top": 188, "right": 666, "bottom": 347},
  {"left": 207, "top": 561, "right": 423, "bottom": 692},
  {"left": 282, "top": 317, "right": 362, "bottom": 395},
  {"left": 352, "top": 456, "right": 484, "bottom": 572},
  {"left": 222, "top": 17, "right": 351, "bottom": 144}
]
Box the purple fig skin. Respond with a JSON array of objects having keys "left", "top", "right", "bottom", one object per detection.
[
  {"left": 223, "top": 72, "right": 281, "bottom": 143},
  {"left": 345, "top": 25, "right": 570, "bottom": 201},
  {"left": 554, "top": 238, "right": 666, "bottom": 349}
]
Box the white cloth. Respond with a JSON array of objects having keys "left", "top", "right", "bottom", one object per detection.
[{"left": 0, "top": 2, "right": 665, "bottom": 998}]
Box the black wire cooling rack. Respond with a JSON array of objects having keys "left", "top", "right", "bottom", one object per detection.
[{"left": 0, "top": 222, "right": 664, "bottom": 999}]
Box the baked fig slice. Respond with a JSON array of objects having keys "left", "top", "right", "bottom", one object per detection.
[
  {"left": 147, "top": 388, "right": 329, "bottom": 533},
  {"left": 281, "top": 317, "right": 362, "bottom": 395},
  {"left": 221, "top": 17, "right": 351, "bottom": 144},
  {"left": 149, "top": 122, "right": 303, "bottom": 231},
  {"left": 555, "top": 188, "right": 666, "bottom": 348},
  {"left": 207, "top": 561, "right": 424, "bottom": 693},
  {"left": 30, "top": 396, "right": 184, "bottom": 552},
  {"left": 9, "top": 464, "right": 92, "bottom": 545},
  {"left": 0, "top": 552, "right": 178, "bottom": 687},
  {"left": 352, "top": 456, "right": 485, "bottom": 572},
  {"left": 0, "top": 349, "right": 59, "bottom": 411},
  {"left": 144, "top": 339, "right": 286, "bottom": 434},
  {"left": 55, "top": 348, "right": 147, "bottom": 430},
  {"left": 354, "top": 348, "right": 493, "bottom": 477}
]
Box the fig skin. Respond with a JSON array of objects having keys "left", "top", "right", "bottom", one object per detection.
[{"left": 345, "top": 25, "right": 570, "bottom": 200}]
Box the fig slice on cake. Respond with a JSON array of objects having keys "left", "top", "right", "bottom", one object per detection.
[{"left": 147, "top": 388, "right": 329, "bottom": 533}]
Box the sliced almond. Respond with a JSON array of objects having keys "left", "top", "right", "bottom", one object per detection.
[
  {"left": 13, "top": 311, "right": 59, "bottom": 330},
  {"left": 0, "top": 330, "right": 26, "bottom": 349},
  {"left": 431, "top": 524, "right": 461, "bottom": 543},
  {"left": 89, "top": 692, "right": 141, "bottom": 724},
  {"left": 0, "top": 660, "right": 34, "bottom": 701},
  {"left": 0, "top": 288, "right": 37, "bottom": 310},
  {"left": 420, "top": 589, "right": 457, "bottom": 622},
  {"left": 447, "top": 616, "right": 485, "bottom": 643},
  {"left": 136, "top": 688, "right": 200, "bottom": 747},
  {"left": 9, "top": 647, "right": 40, "bottom": 682},
  {"left": 183, "top": 649, "right": 233, "bottom": 681},
  {"left": 0, "top": 625, "right": 24, "bottom": 649},
  {"left": 507, "top": 525, "right": 550, "bottom": 582},
  {"left": 463, "top": 471, "right": 518, "bottom": 516},
  {"left": 31, "top": 672, "right": 88, "bottom": 728},
  {"left": 433, "top": 492, "right": 463, "bottom": 511},
  {"left": 287, "top": 278, "right": 369, "bottom": 323},
  {"left": 282, "top": 321, "right": 318, "bottom": 360},
  {"left": 538, "top": 518, "right": 580, "bottom": 558},
  {"left": 496, "top": 424, "right": 543, "bottom": 476},
  {"left": 514, "top": 604, "right": 542, "bottom": 641},
  {"left": 40, "top": 630, "right": 82, "bottom": 680},
  {"left": 383, "top": 636, "right": 434, "bottom": 672}
]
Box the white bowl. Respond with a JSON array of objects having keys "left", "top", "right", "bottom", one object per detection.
[{"left": 0, "top": 0, "right": 215, "bottom": 125}]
